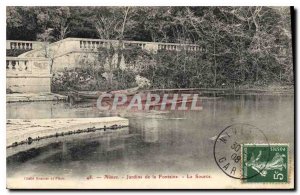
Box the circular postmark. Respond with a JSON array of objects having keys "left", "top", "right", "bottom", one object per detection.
[{"left": 213, "top": 123, "right": 271, "bottom": 180}]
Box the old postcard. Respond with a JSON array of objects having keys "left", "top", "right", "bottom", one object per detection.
[{"left": 6, "top": 6, "right": 294, "bottom": 189}]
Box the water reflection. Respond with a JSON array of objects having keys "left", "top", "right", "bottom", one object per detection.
[
  {"left": 141, "top": 118, "right": 159, "bottom": 143},
  {"left": 6, "top": 94, "right": 294, "bottom": 177}
]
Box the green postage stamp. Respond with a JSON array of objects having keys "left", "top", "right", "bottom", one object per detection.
[{"left": 242, "top": 144, "right": 289, "bottom": 183}]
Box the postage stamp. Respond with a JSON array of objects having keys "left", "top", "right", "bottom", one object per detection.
[{"left": 242, "top": 144, "right": 289, "bottom": 183}]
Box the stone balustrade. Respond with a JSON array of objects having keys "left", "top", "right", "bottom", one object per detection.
[
  {"left": 6, "top": 40, "right": 45, "bottom": 50},
  {"left": 15, "top": 37, "right": 203, "bottom": 73},
  {"left": 6, "top": 58, "right": 30, "bottom": 72},
  {"left": 6, "top": 57, "right": 51, "bottom": 93},
  {"left": 6, "top": 57, "right": 50, "bottom": 75},
  {"left": 157, "top": 43, "right": 200, "bottom": 51},
  {"left": 17, "top": 37, "right": 202, "bottom": 58},
  {"left": 76, "top": 38, "right": 201, "bottom": 52}
]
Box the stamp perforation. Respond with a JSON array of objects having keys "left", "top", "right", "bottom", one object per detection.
[{"left": 241, "top": 143, "right": 290, "bottom": 184}]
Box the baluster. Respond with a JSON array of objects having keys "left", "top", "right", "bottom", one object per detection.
[
  {"left": 26, "top": 61, "right": 31, "bottom": 72},
  {"left": 16, "top": 60, "right": 22, "bottom": 71},
  {"left": 11, "top": 61, "right": 16, "bottom": 70},
  {"left": 30, "top": 43, "right": 33, "bottom": 50},
  {"left": 24, "top": 61, "right": 28, "bottom": 71},
  {"left": 8, "top": 60, "right": 13, "bottom": 70},
  {"left": 20, "top": 60, "right": 27, "bottom": 71}
]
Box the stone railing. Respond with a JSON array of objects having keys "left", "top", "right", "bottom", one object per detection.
[
  {"left": 77, "top": 38, "right": 201, "bottom": 52},
  {"left": 79, "top": 39, "right": 111, "bottom": 49},
  {"left": 6, "top": 57, "right": 51, "bottom": 93},
  {"left": 157, "top": 43, "right": 200, "bottom": 51},
  {"left": 6, "top": 57, "right": 50, "bottom": 75},
  {"left": 6, "top": 40, "right": 45, "bottom": 50},
  {"left": 18, "top": 37, "right": 202, "bottom": 58}
]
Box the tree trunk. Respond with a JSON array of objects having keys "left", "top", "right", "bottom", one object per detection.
[
  {"left": 116, "top": 7, "right": 130, "bottom": 69},
  {"left": 213, "top": 35, "right": 217, "bottom": 86}
]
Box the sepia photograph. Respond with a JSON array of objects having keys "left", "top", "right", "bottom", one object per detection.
[{"left": 5, "top": 5, "right": 294, "bottom": 189}]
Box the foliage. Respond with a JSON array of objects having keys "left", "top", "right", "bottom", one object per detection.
[
  {"left": 51, "top": 67, "right": 138, "bottom": 92},
  {"left": 8, "top": 6, "right": 294, "bottom": 89}
]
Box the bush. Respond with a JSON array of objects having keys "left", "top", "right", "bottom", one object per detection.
[{"left": 51, "top": 67, "right": 138, "bottom": 92}]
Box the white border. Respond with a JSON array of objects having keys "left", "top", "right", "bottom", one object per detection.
[{"left": 1, "top": 0, "right": 298, "bottom": 194}]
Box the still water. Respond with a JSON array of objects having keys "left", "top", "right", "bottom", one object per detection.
[{"left": 7, "top": 94, "right": 294, "bottom": 179}]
